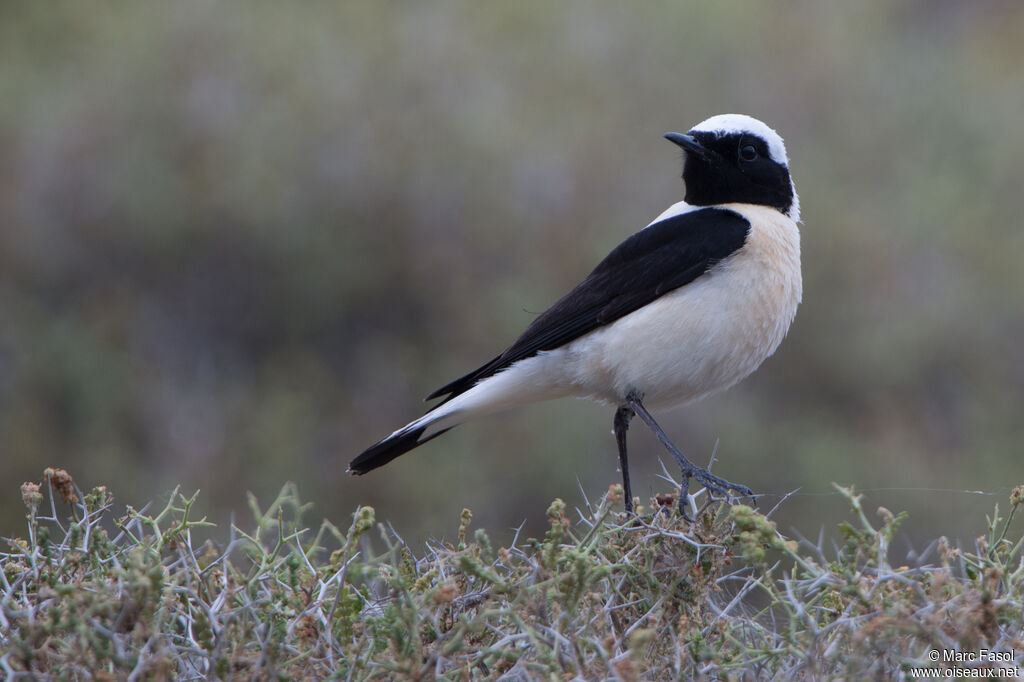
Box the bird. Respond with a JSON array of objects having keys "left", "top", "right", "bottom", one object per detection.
[{"left": 348, "top": 113, "right": 802, "bottom": 518}]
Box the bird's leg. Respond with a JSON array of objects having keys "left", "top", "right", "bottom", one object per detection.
[
  {"left": 624, "top": 393, "right": 755, "bottom": 521},
  {"left": 613, "top": 405, "right": 635, "bottom": 514}
]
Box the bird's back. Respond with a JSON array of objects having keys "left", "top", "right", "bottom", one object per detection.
[{"left": 557, "top": 202, "right": 801, "bottom": 408}]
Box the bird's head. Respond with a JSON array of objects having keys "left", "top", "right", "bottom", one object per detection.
[{"left": 664, "top": 114, "right": 800, "bottom": 223}]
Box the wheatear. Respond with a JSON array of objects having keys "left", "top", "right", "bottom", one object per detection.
[{"left": 349, "top": 114, "right": 802, "bottom": 517}]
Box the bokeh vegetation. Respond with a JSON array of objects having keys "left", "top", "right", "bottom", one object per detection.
[{"left": 2, "top": 3, "right": 1024, "bottom": 547}]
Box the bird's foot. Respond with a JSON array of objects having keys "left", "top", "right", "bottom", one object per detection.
[{"left": 677, "top": 466, "right": 755, "bottom": 522}]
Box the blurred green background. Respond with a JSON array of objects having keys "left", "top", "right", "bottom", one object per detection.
[{"left": 3, "top": 2, "right": 1023, "bottom": 551}]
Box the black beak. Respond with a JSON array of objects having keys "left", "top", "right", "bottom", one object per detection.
[{"left": 663, "top": 132, "right": 708, "bottom": 158}]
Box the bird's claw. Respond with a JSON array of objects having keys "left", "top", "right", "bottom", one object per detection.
[{"left": 676, "top": 466, "right": 756, "bottom": 522}]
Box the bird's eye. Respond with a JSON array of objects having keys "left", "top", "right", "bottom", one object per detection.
[{"left": 739, "top": 145, "right": 758, "bottom": 162}]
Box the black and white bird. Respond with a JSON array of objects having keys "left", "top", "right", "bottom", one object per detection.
[{"left": 349, "top": 114, "right": 802, "bottom": 517}]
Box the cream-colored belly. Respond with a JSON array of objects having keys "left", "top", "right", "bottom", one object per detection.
[{"left": 561, "top": 204, "right": 801, "bottom": 408}]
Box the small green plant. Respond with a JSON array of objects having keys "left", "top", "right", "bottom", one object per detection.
[{"left": 2, "top": 471, "right": 1022, "bottom": 679}]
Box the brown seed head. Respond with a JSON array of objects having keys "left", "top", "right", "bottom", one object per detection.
[{"left": 45, "top": 468, "right": 79, "bottom": 505}]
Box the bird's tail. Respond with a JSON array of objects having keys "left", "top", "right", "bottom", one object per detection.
[
  {"left": 349, "top": 352, "right": 570, "bottom": 475},
  {"left": 347, "top": 409, "right": 457, "bottom": 475}
]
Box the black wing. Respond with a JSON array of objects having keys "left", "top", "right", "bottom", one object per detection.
[{"left": 427, "top": 207, "right": 750, "bottom": 402}]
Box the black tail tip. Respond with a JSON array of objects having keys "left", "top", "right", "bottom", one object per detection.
[{"left": 349, "top": 423, "right": 455, "bottom": 476}]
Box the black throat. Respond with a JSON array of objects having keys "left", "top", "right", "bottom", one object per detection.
[{"left": 682, "top": 132, "right": 794, "bottom": 217}]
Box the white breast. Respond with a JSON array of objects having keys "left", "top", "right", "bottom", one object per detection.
[{"left": 561, "top": 203, "right": 802, "bottom": 408}]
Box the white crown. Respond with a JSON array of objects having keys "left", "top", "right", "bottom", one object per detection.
[{"left": 690, "top": 114, "right": 789, "bottom": 167}]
